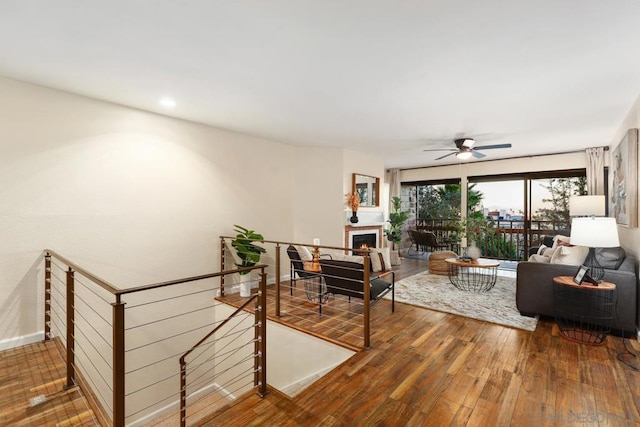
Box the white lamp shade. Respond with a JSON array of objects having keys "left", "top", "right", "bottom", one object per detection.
[
  {"left": 569, "top": 195, "right": 605, "bottom": 217},
  {"left": 570, "top": 217, "right": 620, "bottom": 247}
]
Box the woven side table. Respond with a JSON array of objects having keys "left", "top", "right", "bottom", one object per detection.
[{"left": 553, "top": 276, "right": 616, "bottom": 345}]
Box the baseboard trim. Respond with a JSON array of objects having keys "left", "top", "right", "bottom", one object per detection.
[{"left": 0, "top": 331, "right": 45, "bottom": 351}]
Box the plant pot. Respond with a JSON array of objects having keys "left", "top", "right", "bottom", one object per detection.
[
  {"left": 239, "top": 280, "right": 253, "bottom": 297},
  {"left": 390, "top": 249, "right": 402, "bottom": 266}
]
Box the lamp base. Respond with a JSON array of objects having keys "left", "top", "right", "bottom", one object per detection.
[{"left": 584, "top": 247, "right": 604, "bottom": 282}]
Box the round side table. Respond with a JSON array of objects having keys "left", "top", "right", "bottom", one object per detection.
[{"left": 552, "top": 276, "right": 616, "bottom": 345}]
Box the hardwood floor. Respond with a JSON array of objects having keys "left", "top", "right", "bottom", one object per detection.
[
  {"left": 204, "top": 257, "right": 640, "bottom": 426},
  {"left": 3, "top": 256, "right": 640, "bottom": 426},
  {"left": 0, "top": 339, "right": 97, "bottom": 426}
]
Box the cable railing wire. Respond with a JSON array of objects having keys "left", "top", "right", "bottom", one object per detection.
[
  {"left": 185, "top": 364, "right": 258, "bottom": 403},
  {"left": 70, "top": 358, "right": 114, "bottom": 413},
  {"left": 124, "top": 304, "right": 213, "bottom": 331},
  {"left": 126, "top": 286, "right": 218, "bottom": 309},
  {"left": 75, "top": 275, "right": 115, "bottom": 305},
  {"left": 125, "top": 314, "right": 219, "bottom": 353},
  {"left": 73, "top": 291, "right": 113, "bottom": 327},
  {"left": 185, "top": 339, "right": 257, "bottom": 388},
  {"left": 72, "top": 303, "right": 113, "bottom": 347},
  {"left": 71, "top": 319, "right": 114, "bottom": 370},
  {"left": 70, "top": 339, "right": 113, "bottom": 393},
  {"left": 69, "top": 367, "right": 113, "bottom": 427},
  {"left": 185, "top": 338, "right": 258, "bottom": 375},
  {"left": 186, "top": 313, "right": 254, "bottom": 366}
]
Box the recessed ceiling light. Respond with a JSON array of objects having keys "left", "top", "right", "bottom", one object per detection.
[{"left": 159, "top": 97, "right": 176, "bottom": 109}]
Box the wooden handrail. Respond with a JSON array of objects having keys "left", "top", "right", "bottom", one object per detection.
[
  {"left": 117, "top": 265, "right": 267, "bottom": 296},
  {"left": 46, "top": 249, "right": 120, "bottom": 294}
]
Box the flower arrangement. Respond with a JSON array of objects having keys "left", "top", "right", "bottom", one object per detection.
[{"left": 346, "top": 192, "right": 361, "bottom": 212}]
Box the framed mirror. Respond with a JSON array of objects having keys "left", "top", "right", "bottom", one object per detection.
[{"left": 352, "top": 173, "right": 380, "bottom": 207}]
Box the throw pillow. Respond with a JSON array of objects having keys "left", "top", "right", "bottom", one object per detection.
[
  {"left": 296, "top": 245, "right": 313, "bottom": 261},
  {"left": 552, "top": 235, "right": 573, "bottom": 248},
  {"left": 549, "top": 245, "right": 589, "bottom": 266},
  {"left": 595, "top": 247, "right": 626, "bottom": 270},
  {"left": 528, "top": 254, "right": 551, "bottom": 263},
  {"left": 369, "top": 250, "right": 383, "bottom": 272},
  {"left": 536, "top": 244, "right": 549, "bottom": 255},
  {"left": 371, "top": 247, "right": 392, "bottom": 272}
]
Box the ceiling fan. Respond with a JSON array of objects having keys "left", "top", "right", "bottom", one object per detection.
[{"left": 424, "top": 138, "right": 512, "bottom": 161}]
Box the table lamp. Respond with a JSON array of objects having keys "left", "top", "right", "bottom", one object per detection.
[{"left": 569, "top": 217, "right": 620, "bottom": 281}]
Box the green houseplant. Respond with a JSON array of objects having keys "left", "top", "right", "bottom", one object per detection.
[
  {"left": 385, "top": 196, "right": 410, "bottom": 252},
  {"left": 230, "top": 224, "right": 266, "bottom": 275}
]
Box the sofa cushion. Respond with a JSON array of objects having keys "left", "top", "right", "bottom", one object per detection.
[
  {"left": 549, "top": 245, "right": 589, "bottom": 266},
  {"left": 595, "top": 247, "right": 626, "bottom": 270}
]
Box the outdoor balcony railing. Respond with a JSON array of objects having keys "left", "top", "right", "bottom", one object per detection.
[{"left": 414, "top": 217, "right": 571, "bottom": 261}]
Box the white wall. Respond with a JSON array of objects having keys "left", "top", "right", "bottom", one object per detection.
[
  {"left": 608, "top": 92, "right": 640, "bottom": 259},
  {"left": 0, "top": 76, "right": 296, "bottom": 342}
]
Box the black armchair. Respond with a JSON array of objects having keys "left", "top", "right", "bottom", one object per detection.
[{"left": 286, "top": 245, "right": 331, "bottom": 295}]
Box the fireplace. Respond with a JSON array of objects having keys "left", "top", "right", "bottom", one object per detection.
[
  {"left": 345, "top": 225, "right": 383, "bottom": 250},
  {"left": 353, "top": 233, "right": 377, "bottom": 249}
]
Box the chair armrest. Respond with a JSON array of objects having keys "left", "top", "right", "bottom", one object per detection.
[
  {"left": 373, "top": 270, "right": 395, "bottom": 282},
  {"left": 319, "top": 254, "right": 333, "bottom": 259}
]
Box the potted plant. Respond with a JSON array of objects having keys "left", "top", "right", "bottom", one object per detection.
[
  {"left": 385, "top": 196, "right": 410, "bottom": 264},
  {"left": 230, "top": 225, "right": 266, "bottom": 296}
]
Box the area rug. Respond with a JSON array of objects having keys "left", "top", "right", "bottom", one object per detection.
[{"left": 388, "top": 271, "right": 538, "bottom": 331}]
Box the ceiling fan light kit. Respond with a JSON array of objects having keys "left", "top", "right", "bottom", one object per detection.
[
  {"left": 456, "top": 149, "right": 473, "bottom": 160},
  {"left": 424, "top": 136, "right": 513, "bottom": 162}
]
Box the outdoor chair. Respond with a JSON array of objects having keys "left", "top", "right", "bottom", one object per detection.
[{"left": 425, "top": 232, "right": 449, "bottom": 252}]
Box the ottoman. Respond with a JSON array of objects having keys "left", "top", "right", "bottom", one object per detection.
[{"left": 429, "top": 251, "right": 457, "bottom": 275}]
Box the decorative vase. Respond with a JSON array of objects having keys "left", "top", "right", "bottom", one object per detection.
[
  {"left": 350, "top": 211, "right": 359, "bottom": 223},
  {"left": 467, "top": 242, "right": 481, "bottom": 261}
]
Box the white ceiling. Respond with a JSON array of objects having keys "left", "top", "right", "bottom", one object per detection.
[{"left": 2, "top": 1, "right": 640, "bottom": 168}]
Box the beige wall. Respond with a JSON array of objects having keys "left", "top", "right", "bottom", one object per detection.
[
  {"left": 608, "top": 92, "right": 640, "bottom": 259},
  {"left": 0, "top": 77, "right": 300, "bottom": 342}
]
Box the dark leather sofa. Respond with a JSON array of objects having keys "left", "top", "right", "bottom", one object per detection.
[{"left": 516, "top": 250, "right": 638, "bottom": 336}]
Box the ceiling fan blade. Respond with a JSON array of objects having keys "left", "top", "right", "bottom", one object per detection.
[
  {"left": 434, "top": 152, "right": 457, "bottom": 161},
  {"left": 472, "top": 150, "right": 486, "bottom": 159},
  {"left": 474, "top": 143, "right": 512, "bottom": 150},
  {"left": 423, "top": 148, "right": 456, "bottom": 152}
]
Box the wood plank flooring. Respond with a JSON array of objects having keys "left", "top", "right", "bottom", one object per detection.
[
  {"left": 0, "top": 339, "right": 98, "bottom": 426},
  {"left": 204, "top": 257, "right": 640, "bottom": 426},
  {"left": 3, "top": 256, "right": 640, "bottom": 426}
]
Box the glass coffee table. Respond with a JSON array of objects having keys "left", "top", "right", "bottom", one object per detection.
[{"left": 445, "top": 258, "right": 500, "bottom": 292}]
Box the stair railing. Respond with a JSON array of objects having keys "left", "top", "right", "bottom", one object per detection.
[{"left": 44, "top": 249, "right": 267, "bottom": 427}]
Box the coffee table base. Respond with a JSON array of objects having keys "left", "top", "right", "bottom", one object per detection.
[{"left": 448, "top": 264, "right": 498, "bottom": 292}]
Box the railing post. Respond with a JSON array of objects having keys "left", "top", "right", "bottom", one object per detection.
[
  {"left": 112, "top": 295, "right": 126, "bottom": 427},
  {"left": 65, "top": 268, "right": 75, "bottom": 389},
  {"left": 363, "top": 254, "right": 371, "bottom": 349},
  {"left": 275, "top": 243, "right": 281, "bottom": 317},
  {"left": 220, "top": 237, "right": 226, "bottom": 296},
  {"left": 179, "top": 356, "right": 187, "bottom": 427},
  {"left": 44, "top": 253, "right": 51, "bottom": 341},
  {"left": 256, "top": 267, "right": 268, "bottom": 397}
]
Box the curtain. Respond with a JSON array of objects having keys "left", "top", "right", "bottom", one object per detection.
[
  {"left": 586, "top": 147, "right": 605, "bottom": 195},
  {"left": 388, "top": 168, "right": 400, "bottom": 209}
]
